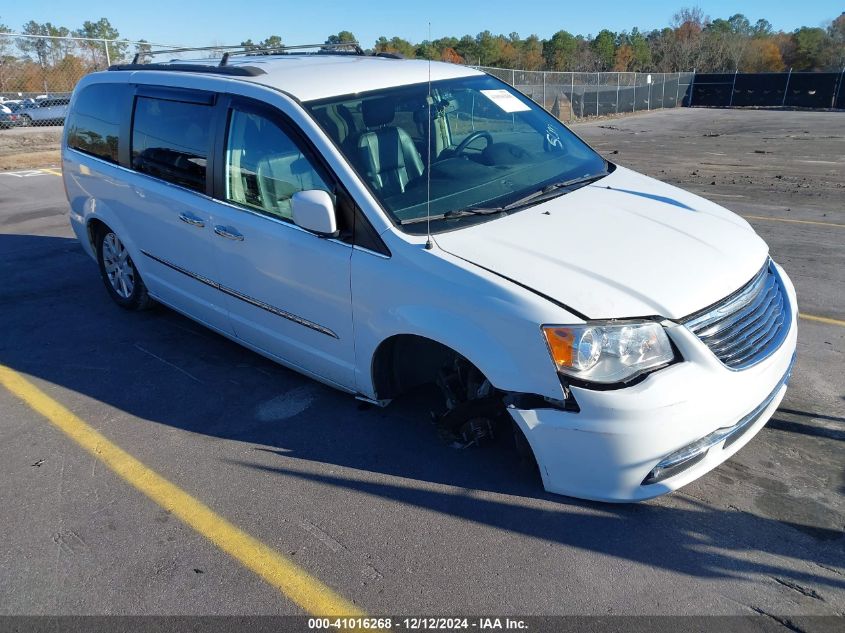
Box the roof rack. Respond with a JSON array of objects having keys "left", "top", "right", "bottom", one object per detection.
[{"left": 131, "top": 41, "right": 365, "bottom": 66}]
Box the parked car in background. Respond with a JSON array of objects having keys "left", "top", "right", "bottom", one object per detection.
[
  {"left": 18, "top": 97, "right": 70, "bottom": 126},
  {"left": 0, "top": 104, "right": 20, "bottom": 128}
]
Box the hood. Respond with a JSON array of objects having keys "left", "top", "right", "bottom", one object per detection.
[{"left": 434, "top": 166, "right": 768, "bottom": 320}]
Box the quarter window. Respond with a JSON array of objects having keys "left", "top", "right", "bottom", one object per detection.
[
  {"left": 66, "top": 84, "right": 125, "bottom": 164},
  {"left": 225, "top": 109, "right": 330, "bottom": 221},
  {"left": 131, "top": 97, "right": 213, "bottom": 193}
]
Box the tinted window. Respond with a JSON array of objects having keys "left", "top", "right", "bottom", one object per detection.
[
  {"left": 132, "top": 96, "right": 213, "bottom": 192},
  {"left": 225, "top": 109, "right": 330, "bottom": 221},
  {"left": 66, "top": 84, "right": 127, "bottom": 164}
]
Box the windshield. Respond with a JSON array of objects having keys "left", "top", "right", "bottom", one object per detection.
[{"left": 305, "top": 74, "right": 607, "bottom": 233}]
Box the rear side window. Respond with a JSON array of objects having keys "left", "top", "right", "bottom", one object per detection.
[
  {"left": 66, "top": 84, "right": 127, "bottom": 164},
  {"left": 131, "top": 97, "right": 213, "bottom": 193}
]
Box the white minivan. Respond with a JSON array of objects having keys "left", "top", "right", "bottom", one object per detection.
[{"left": 62, "top": 45, "right": 797, "bottom": 502}]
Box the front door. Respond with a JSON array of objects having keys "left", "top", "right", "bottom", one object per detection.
[{"left": 209, "top": 99, "right": 356, "bottom": 389}]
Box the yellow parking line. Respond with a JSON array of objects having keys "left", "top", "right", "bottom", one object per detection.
[
  {"left": 40, "top": 168, "right": 62, "bottom": 177},
  {"left": 0, "top": 364, "right": 363, "bottom": 617},
  {"left": 800, "top": 313, "right": 845, "bottom": 327},
  {"left": 741, "top": 215, "right": 845, "bottom": 228}
]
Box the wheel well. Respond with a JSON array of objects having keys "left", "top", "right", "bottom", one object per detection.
[
  {"left": 86, "top": 218, "right": 108, "bottom": 251},
  {"left": 371, "top": 334, "right": 476, "bottom": 401}
]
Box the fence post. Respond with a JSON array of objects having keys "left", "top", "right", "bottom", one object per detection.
[
  {"left": 511, "top": 68, "right": 515, "bottom": 86},
  {"left": 675, "top": 71, "right": 680, "bottom": 107},
  {"left": 632, "top": 72, "right": 636, "bottom": 112},
  {"left": 832, "top": 67, "right": 844, "bottom": 109},
  {"left": 647, "top": 77, "right": 651, "bottom": 110},
  {"left": 661, "top": 73, "right": 666, "bottom": 109},
  {"left": 782, "top": 68, "right": 792, "bottom": 107},
  {"left": 596, "top": 71, "right": 599, "bottom": 116},
  {"left": 570, "top": 72, "right": 574, "bottom": 122},
  {"left": 729, "top": 69, "right": 738, "bottom": 107},
  {"left": 689, "top": 68, "right": 696, "bottom": 107},
  {"left": 103, "top": 39, "right": 110, "bottom": 67},
  {"left": 615, "top": 72, "right": 620, "bottom": 114},
  {"left": 542, "top": 72, "right": 546, "bottom": 110}
]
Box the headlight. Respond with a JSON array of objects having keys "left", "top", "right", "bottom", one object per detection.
[{"left": 542, "top": 321, "right": 675, "bottom": 385}]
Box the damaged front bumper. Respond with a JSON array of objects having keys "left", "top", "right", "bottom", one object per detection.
[{"left": 507, "top": 290, "right": 798, "bottom": 503}]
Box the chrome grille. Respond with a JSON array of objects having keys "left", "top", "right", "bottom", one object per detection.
[{"left": 682, "top": 260, "right": 791, "bottom": 370}]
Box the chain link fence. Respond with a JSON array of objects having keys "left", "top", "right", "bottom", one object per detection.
[
  {"left": 0, "top": 33, "right": 175, "bottom": 129},
  {"left": 478, "top": 67, "right": 696, "bottom": 121},
  {"left": 3, "top": 31, "right": 838, "bottom": 135}
]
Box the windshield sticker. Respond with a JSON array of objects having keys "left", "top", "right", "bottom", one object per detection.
[
  {"left": 479, "top": 89, "right": 531, "bottom": 113},
  {"left": 545, "top": 124, "right": 563, "bottom": 149}
]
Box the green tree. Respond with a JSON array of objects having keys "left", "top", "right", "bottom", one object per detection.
[
  {"left": 374, "top": 36, "right": 416, "bottom": 58},
  {"left": 790, "top": 26, "right": 832, "bottom": 69},
  {"left": 543, "top": 30, "right": 577, "bottom": 70},
  {"left": 826, "top": 13, "right": 845, "bottom": 69},
  {"left": 592, "top": 29, "right": 616, "bottom": 70},
  {"left": 241, "top": 36, "right": 284, "bottom": 51},
  {"left": 261, "top": 35, "right": 283, "bottom": 49},
  {"left": 19, "top": 21, "right": 72, "bottom": 66},
  {"left": 518, "top": 34, "right": 544, "bottom": 70},
  {"left": 415, "top": 39, "right": 438, "bottom": 60},
  {"left": 753, "top": 19, "right": 773, "bottom": 37},
  {"left": 455, "top": 35, "right": 480, "bottom": 65},
  {"left": 325, "top": 31, "right": 357, "bottom": 46},
  {"left": 629, "top": 28, "right": 652, "bottom": 70},
  {"left": 474, "top": 31, "right": 501, "bottom": 66},
  {"left": 74, "top": 18, "right": 127, "bottom": 65}
]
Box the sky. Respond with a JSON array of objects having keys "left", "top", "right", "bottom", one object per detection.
[{"left": 4, "top": 0, "right": 843, "bottom": 48}]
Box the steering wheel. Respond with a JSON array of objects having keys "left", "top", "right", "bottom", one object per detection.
[{"left": 454, "top": 130, "right": 493, "bottom": 156}]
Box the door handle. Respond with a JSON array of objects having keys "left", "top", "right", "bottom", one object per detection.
[
  {"left": 179, "top": 212, "right": 205, "bottom": 228},
  {"left": 214, "top": 225, "right": 244, "bottom": 241}
]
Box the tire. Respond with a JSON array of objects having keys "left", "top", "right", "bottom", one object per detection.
[
  {"left": 95, "top": 227, "right": 154, "bottom": 311},
  {"left": 19, "top": 115, "right": 31, "bottom": 127}
]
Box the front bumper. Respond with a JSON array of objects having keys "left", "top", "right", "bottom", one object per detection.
[{"left": 508, "top": 263, "right": 798, "bottom": 503}]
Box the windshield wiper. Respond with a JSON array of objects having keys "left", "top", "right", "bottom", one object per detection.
[
  {"left": 465, "top": 171, "right": 609, "bottom": 214},
  {"left": 398, "top": 171, "right": 608, "bottom": 225},
  {"left": 399, "top": 207, "right": 505, "bottom": 225}
]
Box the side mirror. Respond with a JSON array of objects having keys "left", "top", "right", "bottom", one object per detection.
[{"left": 291, "top": 190, "right": 338, "bottom": 237}]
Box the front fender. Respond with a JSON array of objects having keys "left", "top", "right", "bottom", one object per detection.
[{"left": 351, "top": 245, "right": 575, "bottom": 400}]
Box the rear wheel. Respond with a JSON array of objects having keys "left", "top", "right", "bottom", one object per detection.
[{"left": 95, "top": 227, "right": 154, "bottom": 310}]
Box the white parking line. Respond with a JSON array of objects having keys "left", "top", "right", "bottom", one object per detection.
[{"left": 0, "top": 169, "right": 52, "bottom": 178}]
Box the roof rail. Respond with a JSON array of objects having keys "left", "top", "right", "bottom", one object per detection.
[
  {"left": 131, "top": 41, "right": 365, "bottom": 66},
  {"left": 108, "top": 62, "right": 267, "bottom": 77}
]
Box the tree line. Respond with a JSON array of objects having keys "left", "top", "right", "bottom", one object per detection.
[
  {"left": 1, "top": 6, "right": 844, "bottom": 94},
  {"left": 241, "top": 10, "right": 845, "bottom": 73},
  {"left": 362, "top": 7, "right": 845, "bottom": 72}
]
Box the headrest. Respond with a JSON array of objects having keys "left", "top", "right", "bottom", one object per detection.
[{"left": 362, "top": 97, "right": 396, "bottom": 128}]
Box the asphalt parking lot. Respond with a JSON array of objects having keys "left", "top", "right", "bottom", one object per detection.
[{"left": 0, "top": 108, "right": 843, "bottom": 621}]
